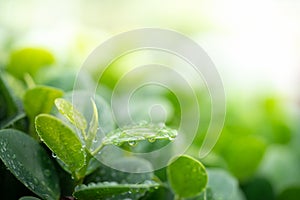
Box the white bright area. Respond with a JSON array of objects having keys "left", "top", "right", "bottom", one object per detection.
[{"left": 0, "top": 0, "right": 299, "bottom": 98}]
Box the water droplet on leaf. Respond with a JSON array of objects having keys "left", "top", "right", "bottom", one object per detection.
[
  {"left": 148, "top": 138, "right": 156, "bottom": 143},
  {"left": 128, "top": 141, "right": 137, "bottom": 146},
  {"left": 44, "top": 169, "right": 51, "bottom": 177}
]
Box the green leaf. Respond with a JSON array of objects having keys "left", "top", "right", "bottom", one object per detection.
[
  {"left": 0, "top": 73, "right": 22, "bottom": 127},
  {"left": 0, "top": 112, "right": 26, "bottom": 129},
  {"left": 0, "top": 129, "right": 60, "bottom": 200},
  {"left": 62, "top": 91, "right": 115, "bottom": 154},
  {"left": 19, "top": 197, "right": 41, "bottom": 200},
  {"left": 196, "top": 169, "right": 245, "bottom": 200},
  {"left": 258, "top": 146, "right": 300, "bottom": 193},
  {"left": 35, "top": 114, "right": 85, "bottom": 173},
  {"left": 23, "top": 86, "right": 63, "bottom": 136},
  {"left": 23, "top": 86, "right": 63, "bottom": 119},
  {"left": 221, "top": 135, "right": 266, "bottom": 180},
  {"left": 54, "top": 98, "right": 87, "bottom": 133},
  {"left": 102, "top": 122, "right": 177, "bottom": 146},
  {"left": 86, "top": 98, "right": 99, "bottom": 149},
  {"left": 6, "top": 48, "right": 55, "bottom": 80},
  {"left": 277, "top": 186, "right": 300, "bottom": 200},
  {"left": 241, "top": 177, "right": 274, "bottom": 200},
  {"left": 56, "top": 152, "right": 100, "bottom": 177},
  {"left": 167, "top": 155, "right": 207, "bottom": 198},
  {"left": 24, "top": 86, "right": 63, "bottom": 117},
  {"left": 73, "top": 181, "right": 159, "bottom": 200},
  {"left": 85, "top": 157, "right": 153, "bottom": 184}
]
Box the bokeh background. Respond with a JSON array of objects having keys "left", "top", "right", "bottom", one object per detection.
[{"left": 1, "top": 0, "right": 300, "bottom": 199}]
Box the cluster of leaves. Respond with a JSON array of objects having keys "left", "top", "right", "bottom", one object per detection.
[
  {"left": 0, "top": 48, "right": 213, "bottom": 200},
  {"left": 1, "top": 47, "right": 300, "bottom": 200}
]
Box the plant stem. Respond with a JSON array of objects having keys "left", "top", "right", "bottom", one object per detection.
[
  {"left": 73, "top": 149, "right": 92, "bottom": 185},
  {"left": 81, "top": 128, "right": 87, "bottom": 141},
  {"left": 91, "top": 143, "right": 104, "bottom": 156}
]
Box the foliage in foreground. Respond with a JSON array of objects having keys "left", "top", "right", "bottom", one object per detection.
[{"left": 0, "top": 47, "right": 299, "bottom": 200}]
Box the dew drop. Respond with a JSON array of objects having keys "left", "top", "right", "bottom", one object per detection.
[
  {"left": 118, "top": 132, "right": 128, "bottom": 139},
  {"left": 28, "top": 181, "right": 34, "bottom": 189},
  {"left": 33, "top": 178, "right": 38, "bottom": 184},
  {"left": 44, "top": 169, "right": 51, "bottom": 177},
  {"left": 168, "top": 136, "right": 175, "bottom": 141},
  {"left": 148, "top": 138, "right": 156, "bottom": 143},
  {"left": 112, "top": 141, "right": 121, "bottom": 146},
  {"left": 52, "top": 152, "right": 57, "bottom": 158},
  {"left": 128, "top": 141, "right": 137, "bottom": 147}
]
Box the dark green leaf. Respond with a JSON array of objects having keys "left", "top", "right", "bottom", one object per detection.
[
  {"left": 0, "top": 129, "right": 60, "bottom": 200},
  {"left": 73, "top": 181, "right": 159, "bottom": 200},
  {"left": 19, "top": 197, "right": 41, "bottom": 200},
  {"left": 167, "top": 155, "right": 207, "bottom": 198},
  {"left": 85, "top": 157, "right": 153, "bottom": 184},
  {"left": 241, "top": 177, "right": 274, "bottom": 200},
  {"left": 277, "top": 186, "right": 300, "bottom": 200},
  {"left": 0, "top": 73, "right": 22, "bottom": 128},
  {"left": 35, "top": 114, "right": 85, "bottom": 173}
]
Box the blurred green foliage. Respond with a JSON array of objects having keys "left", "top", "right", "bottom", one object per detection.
[{"left": 6, "top": 48, "right": 55, "bottom": 80}]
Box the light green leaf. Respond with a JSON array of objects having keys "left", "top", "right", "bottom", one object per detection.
[
  {"left": 35, "top": 114, "right": 85, "bottom": 173},
  {"left": 102, "top": 122, "right": 177, "bottom": 146},
  {"left": 62, "top": 91, "right": 115, "bottom": 154},
  {"left": 0, "top": 129, "right": 60, "bottom": 200},
  {"left": 73, "top": 181, "right": 159, "bottom": 200},
  {"left": 221, "top": 135, "right": 266, "bottom": 180},
  {"left": 6, "top": 48, "right": 55, "bottom": 80},
  {"left": 54, "top": 98, "right": 87, "bottom": 132},
  {"left": 62, "top": 91, "right": 115, "bottom": 137},
  {"left": 23, "top": 86, "right": 63, "bottom": 137},
  {"left": 167, "top": 155, "right": 207, "bottom": 198},
  {"left": 23, "top": 86, "right": 63, "bottom": 121}
]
